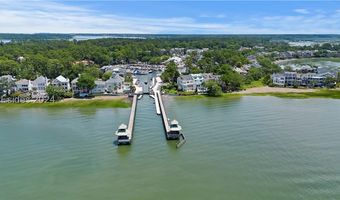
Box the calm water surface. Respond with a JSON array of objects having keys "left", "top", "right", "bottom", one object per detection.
[{"left": 1, "top": 96, "right": 340, "bottom": 200}]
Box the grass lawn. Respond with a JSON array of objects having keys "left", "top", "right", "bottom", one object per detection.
[
  {"left": 241, "top": 79, "right": 265, "bottom": 90},
  {"left": 0, "top": 99, "right": 130, "bottom": 108}
]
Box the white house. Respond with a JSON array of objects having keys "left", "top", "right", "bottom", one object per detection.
[
  {"left": 105, "top": 74, "right": 124, "bottom": 94},
  {"left": 177, "top": 75, "right": 196, "bottom": 92},
  {"left": 31, "top": 76, "right": 49, "bottom": 99},
  {"left": 91, "top": 80, "right": 106, "bottom": 94},
  {"left": 177, "top": 73, "right": 221, "bottom": 93},
  {"left": 0, "top": 75, "right": 16, "bottom": 95},
  {"left": 71, "top": 78, "right": 79, "bottom": 93},
  {"left": 284, "top": 72, "right": 298, "bottom": 86},
  {"left": 32, "top": 76, "right": 49, "bottom": 91},
  {"left": 52, "top": 75, "right": 70, "bottom": 90},
  {"left": 191, "top": 73, "right": 206, "bottom": 93},
  {"left": 271, "top": 73, "right": 286, "bottom": 86},
  {"left": 0, "top": 75, "right": 16, "bottom": 83},
  {"left": 15, "top": 79, "right": 33, "bottom": 92}
]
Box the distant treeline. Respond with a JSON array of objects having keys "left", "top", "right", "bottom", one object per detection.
[{"left": 1, "top": 33, "right": 340, "bottom": 42}]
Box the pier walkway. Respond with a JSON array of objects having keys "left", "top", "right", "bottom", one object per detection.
[
  {"left": 155, "top": 89, "right": 185, "bottom": 146},
  {"left": 115, "top": 75, "right": 185, "bottom": 148},
  {"left": 127, "top": 94, "right": 138, "bottom": 141},
  {"left": 115, "top": 94, "right": 137, "bottom": 145}
]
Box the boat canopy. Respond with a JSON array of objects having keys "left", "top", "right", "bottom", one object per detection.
[
  {"left": 170, "top": 120, "right": 179, "bottom": 125},
  {"left": 170, "top": 119, "right": 182, "bottom": 131},
  {"left": 115, "top": 124, "right": 128, "bottom": 136},
  {"left": 118, "top": 124, "right": 127, "bottom": 130}
]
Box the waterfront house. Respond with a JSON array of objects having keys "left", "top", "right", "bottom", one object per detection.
[
  {"left": 105, "top": 73, "right": 124, "bottom": 94},
  {"left": 32, "top": 76, "right": 49, "bottom": 91},
  {"left": 177, "top": 75, "right": 196, "bottom": 92},
  {"left": 0, "top": 75, "right": 16, "bottom": 95},
  {"left": 272, "top": 71, "right": 334, "bottom": 88},
  {"left": 71, "top": 78, "right": 79, "bottom": 94},
  {"left": 299, "top": 73, "right": 316, "bottom": 87},
  {"left": 15, "top": 79, "right": 33, "bottom": 92},
  {"left": 31, "top": 76, "right": 49, "bottom": 99},
  {"left": 271, "top": 73, "right": 286, "bottom": 87},
  {"left": 271, "top": 72, "right": 299, "bottom": 87},
  {"left": 91, "top": 80, "right": 106, "bottom": 94},
  {"left": 284, "top": 72, "right": 298, "bottom": 86},
  {"left": 191, "top": 73, "right": 206, "bottom": 93},
  {"left": 177, "top": 73, "right": 221, "bottom": 93},
  {"left": 52, "top": 75, "right": 70, "bottom": 90},
  {"left": 0, "top": 75, "right": 16, "bottom": 83}
]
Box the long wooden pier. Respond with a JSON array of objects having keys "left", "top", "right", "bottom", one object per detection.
[
  {"left": 115, "top": 94, "right": 137, "bottom": 145},
  {"left": 127, "top": 94, "right": 138, "bottom": 141},
  {"left": 156, "top": 91, "right": 170, "bottom": 134},
  {"left": 156, "top": 92, "right": 185, "bottom": 144}
]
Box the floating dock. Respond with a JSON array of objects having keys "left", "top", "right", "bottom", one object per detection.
[
  {"left": 154, "top": 91, "right": 161, "bottom": 115},
  {"left": 115, "top": 94, "right": 138, "bottom": 145},
  {"left": 152, "top": 77, "right": 161, "bottom": 115}
]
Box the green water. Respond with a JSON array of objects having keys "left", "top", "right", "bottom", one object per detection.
[{"left": 1, "top": 96, "right": 340, "bottom": 200}]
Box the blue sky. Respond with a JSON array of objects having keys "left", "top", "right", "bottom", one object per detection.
[{"left": 1, "top": 0, "right": 340, "bottom": 34}]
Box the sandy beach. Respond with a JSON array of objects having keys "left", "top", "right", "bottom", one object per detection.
[{"left": 235, "top": 86, "right": 317, "bottom": 94}]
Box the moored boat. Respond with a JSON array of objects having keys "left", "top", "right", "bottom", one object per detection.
[
  {"left": 115, "top": 124, "right": 130, "bottom": 144},
  {"left": 168, "top": 119, "right": 182, "bottom": 139}
]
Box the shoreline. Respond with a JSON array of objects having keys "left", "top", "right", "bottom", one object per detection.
[
  {"left": 234, "top": 86, "right": 317, "bottom": 94},
  {"left": 2, "top": 87, "right": 340, "bottom": 109},
  {"left": 175, "top": 87, "right": 340, "bottom": 99}
]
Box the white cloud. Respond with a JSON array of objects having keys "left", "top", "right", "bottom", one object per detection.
[
  {"left": 0, "top": 0, "right": 340, "bottom": 34},
  {"left": 200, "top": 14, "right": 226, "bottom": 18},
  {"left": 293, "top": 8, "right": 310, "bottom": 14}
]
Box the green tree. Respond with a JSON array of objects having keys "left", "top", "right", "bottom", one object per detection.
[
  {"left": 324, "top": 77, "right": 336, "bottom": 88},
  {"left": 46, "top": 85, "right": 66, "bottom": 101},
  {"left": 245, "top": 67, "right": 263, "bottom": 84},
  {"left": 262, "top": 74, "right": 273, "bottom": 86},
  {"left": 203, "top": 80, "right": 222, "bottom": 97},
  {"left": 0, "top": 59, "right": 19, "bottom": 76},
  {"left": 46, "top": 59, "right": 64, "bottom": 78},
  {"left": 84, "top": 66, "right": 100, "bottom": 78},
  {"left": 77, "top": 73, "right": 96, "bottom": 92},
  {"left": 221, "top": 71, "right": 243, "bottom": 92},
  {"left": 257, "top": 56, "right": 282, "bottom": 76},
  {"left": 102, "top": 71, "right": 113, "bottom": 81},
  {"left": 124, "top": 73, "right": 133, "bottom": 83},
  {"left": 161, "top": 61, "right": 180, "bottom": 83}
]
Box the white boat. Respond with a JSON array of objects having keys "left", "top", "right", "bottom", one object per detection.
[
  {"left": 138, "top": 94, "right": 143, "bottom": 100},
  {"left": 169, "top": 120, "right": 182, "bottom": 132},
  {"left": 149, "top": 95, "right": 155, "bottom": 99},
  {"left": 168, "top": 119, "right": 182, "bottom": 139},
  {"left": 115, "top": 124, "right": 130, "bottom": 144}
]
